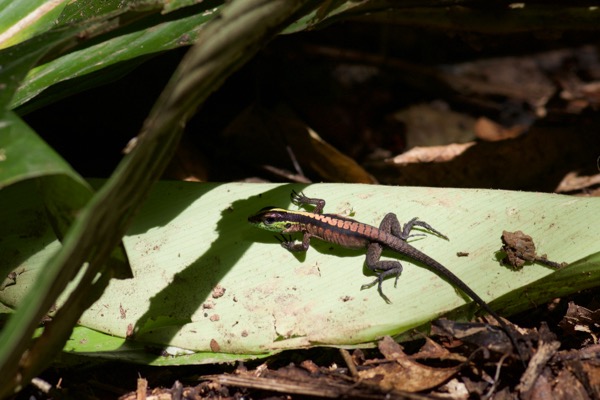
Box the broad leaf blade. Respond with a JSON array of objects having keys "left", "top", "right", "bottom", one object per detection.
[
  {"left": 0, "top": 112, "right": 85, "bottom": 187},
  {"left": 2, "top": 182, "right": 597, "bottom": 363},
  {"left": 11, "top": 3, "right": 223, "bottom": 110},
  {"left": 0, "top": 24, "right": 89, "bottom": 115}
]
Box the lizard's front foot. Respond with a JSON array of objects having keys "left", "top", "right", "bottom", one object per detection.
[
  {"left": 276, "top": 235, "right": 306, "bottom": 252},
  {"left": 290, "top": 190, "right": 308, "bottom": 206},
  {"left": 290, "top": 190, "right": 326, "bottom": 213}
]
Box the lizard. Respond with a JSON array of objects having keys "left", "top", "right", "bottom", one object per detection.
[{"left": 248, "top": 190, "right": 526, "bottom": 362}]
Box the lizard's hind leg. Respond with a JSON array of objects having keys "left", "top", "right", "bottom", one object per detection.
[
  {"left": 362, "top": 213, "right": 447, "bottom": 303},
  {"left": 400, "top": 217, "right": 448, "bottom": 241},
  {"left": 361, "top": 213, "right": 406, "bottom": 303}
]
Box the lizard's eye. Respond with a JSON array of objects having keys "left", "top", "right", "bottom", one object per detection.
[{"left": 264, "top": 217, "right": 275, "bottom": 225}]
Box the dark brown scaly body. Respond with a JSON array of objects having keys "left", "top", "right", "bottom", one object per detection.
[
  {"left": 276, "top": 210, "right": 385, "bottom": 249},
  {"left": 248, "top": 191, "right": 526, "bottom": 363}
]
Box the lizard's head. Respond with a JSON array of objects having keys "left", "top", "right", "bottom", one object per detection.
[{"left": 248, "top": 207, "right": 301, "bottom": 233}]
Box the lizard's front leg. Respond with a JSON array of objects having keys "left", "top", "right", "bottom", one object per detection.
[
  {"left": 290, "top": 190, "right": 326, "bottom": 214},
  {"left": 277, "top": 232, "right": 312, "bottom": 252}
]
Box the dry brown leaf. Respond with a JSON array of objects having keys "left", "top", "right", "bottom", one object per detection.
[
  {"left": 555, "top": 172, "right": 600, "bottom": 193},
  {"left": 474, "top": 117, "right": 527, "bottom": 141},
  {"left": 388, "top": 142, "right": 475, "bottom": 165},
  {"left": 559, "top": 302, "right": 600, "bottom": 339},
  {"left": 552, "top": 368, "right": 590, "bottom": 400},
  {"left": 358, "top": 336, "right": 459, "bottom": 392},
  {"left": 414, "top": 336, "right": 465, "bottom": 362}
]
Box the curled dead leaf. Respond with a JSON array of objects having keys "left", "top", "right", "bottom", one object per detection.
[{"left": 358, "top": 336, "right": 460, "bottom": 392}]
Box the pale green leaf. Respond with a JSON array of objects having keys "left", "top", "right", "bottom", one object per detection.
[
  {"left": 59, "top": 326, "right": 268, "bottom": 365},
  {"left": 2, "top": 181, "right": 598, "bottom": 363}
]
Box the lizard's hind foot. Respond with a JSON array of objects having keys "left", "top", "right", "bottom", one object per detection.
[{"left": 361, "top": 267, "right": 402, "bottom": 304}]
